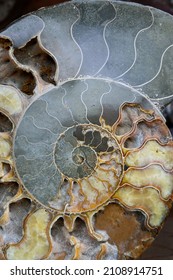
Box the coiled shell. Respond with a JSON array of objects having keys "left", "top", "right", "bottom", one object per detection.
[{"left": 0, "top": 0, "right": 173, "bottom": 260}]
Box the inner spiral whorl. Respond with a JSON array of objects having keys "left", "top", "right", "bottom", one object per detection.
[
  {"left": 54, "top": 126, "right": 97, "bottom": 179},
  {"left": 52, "top": 123, "right": 123, "bottom": 212}
]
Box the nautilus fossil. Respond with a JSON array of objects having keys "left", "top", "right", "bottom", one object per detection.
[{"left": 0, "top": 0, "right": 173, "bottom": 260}]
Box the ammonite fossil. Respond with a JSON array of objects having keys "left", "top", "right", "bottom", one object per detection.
[{"left": 0, "top": 0, "right": 173, "bottom": 260}]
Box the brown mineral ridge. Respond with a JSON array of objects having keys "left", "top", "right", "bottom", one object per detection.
[{"left": 94, "top": 203, "right": 154, "bottom": 259}]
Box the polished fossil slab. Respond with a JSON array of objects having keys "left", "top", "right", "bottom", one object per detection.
[{"left": 0, "top": 0, "right": 173, "bottom": 260}]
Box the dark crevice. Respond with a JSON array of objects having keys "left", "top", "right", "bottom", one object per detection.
[
  {"left": 14, "top": 37, "right": 57, "bottom": 85},
  {"left": 0, "top": 37, "right": 36, "bottom": 95},
  {"left": 0, "top": 111, "right": 13, "bottom": 132},
  {"left": 123, "top": 164, "right": 129, "bottom": 171},
  {"left": 51, "top": 217, "right": 64, "bottom": 236},
  {"left": 0, "top": 162, "right": 11, "bottom": 177},
  {"left": 0, "top": 181, "right": 19, "bottom": 218}
]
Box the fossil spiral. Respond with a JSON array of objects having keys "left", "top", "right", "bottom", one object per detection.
[{"left": 0, "top": 0, "right": 173, "bottom": 260}]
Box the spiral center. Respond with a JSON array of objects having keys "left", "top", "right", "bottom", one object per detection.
[
  {"left": 72, "top": 151, "right": 85, "bottom": 165},
  {"left": 55, "top": 136, "right": 98, "bottom": 179}
]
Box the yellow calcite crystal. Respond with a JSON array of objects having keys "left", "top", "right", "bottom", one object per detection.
[
  {"left": 6, "top": 209, "right": 51, "bottom": 259},
  {"left": 114, "top": 186, "right": 168, "bottom": 227},
  {"left": 125, "top": 140, "right": 173, "bottom": 170},
  {"left": 0, "top": 86, "right": 22, "bottom": 115},
  {"left": 122, "top": 164, "right": 173, "bottom": 200},
  {"left": 0, "top": 134, "right": 11, "bottom": 159}
]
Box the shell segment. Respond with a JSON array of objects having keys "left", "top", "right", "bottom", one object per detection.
[
  {"left": 6, "top": 209, "right": 52, "bottom": 260},
  {"left": 122, "top": 164, "right": 173, "bottom": 200},
  {"left": 125, "top": 139, "right": 173, "bottom": 170},
  {"left": 0, "top": 86, "right": 22, "bottom": 116},
  {"left": 113, "top": 186, "right": 169, "bottom": 228}
]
